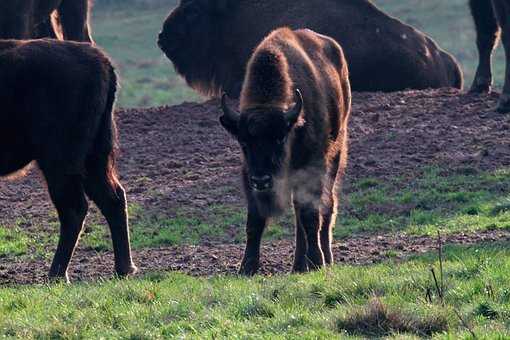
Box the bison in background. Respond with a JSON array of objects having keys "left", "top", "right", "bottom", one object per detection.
[
  {"left": 470, "top": 0, "right": 510, "bottom": 113},
  {"left": 0, "top": 39, "right": 136, "bottom": 282},
  {"left": 158, "top": 0, "right": 463, "bottom": 99},
  {"left": 0, "top": 0, "right": 93, "bottom": 42},
  {"left": 220, "top": 27, "right": 351, "bottom": 275}
]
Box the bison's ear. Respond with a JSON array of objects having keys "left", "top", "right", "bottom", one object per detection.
[{"left": 220, "top": 93, "right": 240, "bottom": 136}]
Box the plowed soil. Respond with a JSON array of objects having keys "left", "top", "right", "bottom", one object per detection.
[{"left": 1, "top": 88, "right": 510, "bottom": 284}]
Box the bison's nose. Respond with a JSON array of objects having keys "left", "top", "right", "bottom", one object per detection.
[{"left": 250, "top": 175, "right": 273, "bottom": 191}]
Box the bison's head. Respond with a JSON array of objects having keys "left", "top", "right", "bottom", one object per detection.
[
  {"left": 220, "top": 89, "right": 303, "bottom": 193},
  {"left": 157, "top": 0, "right": 230, "bottom": 94}
]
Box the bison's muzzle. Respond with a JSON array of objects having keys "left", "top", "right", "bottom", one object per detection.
[{"left": 250, "top": 174, "right": 273, "bottom": 191}]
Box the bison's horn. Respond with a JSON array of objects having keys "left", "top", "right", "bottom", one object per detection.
[
  {"left": 221, "top": 93, "right": 240, "bottom": 122},
  {"left": 285, "top": 89, "right": 303, "bottom": 124}
]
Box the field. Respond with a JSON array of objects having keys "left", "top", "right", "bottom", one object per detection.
[
  {"left": 90, "top": 0, "right": 507, "bottom": 108},
  {"left": 2, "top": 89, "right": 510, "bottom": 337},
  {"left": 1, "top": 1, "right": 510, "bottom": 338}
]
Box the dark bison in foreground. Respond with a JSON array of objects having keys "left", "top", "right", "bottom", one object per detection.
[
  {"left": 0, "top": 39, "right": 136, "bottom": 282},
  {"left": 220, "top": 28, "right": 351, "bottom": 274},
  {"left": 158, "top": 0, "right": 462, "bottom": 98},
  {"left": 0, "top": 0, "right": 92, "bottom": 42},
  {"left": 470, "top": 0, "right": 510, "bottom": 113}
]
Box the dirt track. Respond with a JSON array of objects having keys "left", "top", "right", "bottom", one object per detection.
[{"left": 1, "top": 88, "right": 510, "bottom": 284}]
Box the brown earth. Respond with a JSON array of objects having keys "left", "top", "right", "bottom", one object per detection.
[
  {"left": 1, "top": 88, "right": 510, "bottom": 284},
  {"left": 1, "top": 229, "right": 509, "bottom": 285}
]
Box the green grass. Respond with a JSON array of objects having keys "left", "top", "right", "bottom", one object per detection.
[
  {"left": 91, "top": 2, "right": 201, "bottom": 108},
  {"left": 0, "top": 224, "right": 30, "bottom": 258},
  {"left": 91, "top": 1, "right": 506, "bottom": 108},
  {"left": 1, "top": 243, "right": 509, "bottom": 338},
  {"left": 0, "top": 204, "right": 248, "bottom": 259},
  {"left": 338, "top": 167, "right": 510, "bottom": 238}
]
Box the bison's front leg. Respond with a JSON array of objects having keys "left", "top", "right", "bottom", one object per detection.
[
  {"left": 58, "top": 0, "right": 93, "bottom": 43},
  {"left": 492, "top": 0, "right": 510, "bottom": 113},
  {"left": 292, "top": 218, "right": 308, "bottom": 273},
  {"left": 294, "top": 202, "right": 325, "bottom": 271},
  {"left": 43, "top": 172, "right": 89, "bottom": 283},
  {"left": 239, "top": 209, "right": 267, "bottom": 276}
]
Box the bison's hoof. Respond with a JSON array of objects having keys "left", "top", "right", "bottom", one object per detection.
[
  {"left": 497, "top": 94, "right": 510, "bottom": 114},
  {"left": 48, "top": 272, "right": 71, "bottom": 284},
  {"left": 116, "top": 263, "right": 138, "bottom": 277},
  {"left": 469, "top": 78, "right": 492, "bottom": 94},
  {"left": 291, "top": 262, "right": 308, "bottom": 273},
  {"left": 239, "top": 259, "right": 259, "bottom": 276}
]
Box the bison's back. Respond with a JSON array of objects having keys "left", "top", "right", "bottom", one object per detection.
[
  {"left": 226, "top": 0, "right": 462, "bottom": 92},
  {"left": 0, "top": 39, "right": 115, "bottom": 174}
]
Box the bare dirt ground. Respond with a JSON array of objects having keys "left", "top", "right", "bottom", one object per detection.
[
  {"left": 1, "top": 229, "right": 509, "bottom": 285},
  {"left": 1, "top": 88, "right": 510, "bottom": 284}
]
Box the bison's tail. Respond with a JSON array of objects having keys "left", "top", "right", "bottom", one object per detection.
[
  {"left": 89, "top": 65, "right": 119, "bottom": 188},
  {"left": 338, "top": 70, "right": 352, "bottom": 179},
  {"left": 104, "top": 66, "right": 120, "bottom": 187}
]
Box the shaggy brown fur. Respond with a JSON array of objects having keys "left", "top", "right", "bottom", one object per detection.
[
  {"left": 469, "top": 0, "right": 510, "bottom": 113},
  {"left": 158, "top": 0, "right": 462, "bottom": 98},
  {"left": 0, "top": 39, "right": 136, "bottom": 282},
  {"left": 220, "top": 28, "right": 351, "bottom": 275},
  {"left": 0, "top": 0, "right": 93, "bottom": 42}
]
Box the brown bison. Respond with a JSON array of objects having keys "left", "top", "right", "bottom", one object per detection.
[
  {"left": 0, "top": 39, "right": 136, "bottom": 282},
  {"left": 0, "top": 0, "right": 93, "bottom": 42},
  {"left": 220, "top": 27, "right": 351, "bottom": 275},
  {"left": 470, "top": 0, "right": 510, "bottom": 113},
  {"left": 158, "top": 0, "right": 463, "bottom": 98}
]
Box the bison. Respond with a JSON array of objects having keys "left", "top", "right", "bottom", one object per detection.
[
  {"left": 158, "top": 0, "right": 463, "bottom": 99},
  {"left": 0, "top": 39, "right": 136, "bottom": 282},
  {"left": 469, "top": 0, "right": 510, "bottom": 113},
  {"left": 0, "top": 0, "right": 93, "bottom": 42},
  {"left": 220, "top": 27, "right": 351, "bottom": 275}
]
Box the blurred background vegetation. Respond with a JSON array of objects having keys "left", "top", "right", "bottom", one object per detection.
[{"left": 91, "top": 0, "right": 506, "bottom": 108}]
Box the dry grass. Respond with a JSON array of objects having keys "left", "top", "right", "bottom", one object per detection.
[{"left": 336, "top": 298, "right": 448, "bottom": 337}]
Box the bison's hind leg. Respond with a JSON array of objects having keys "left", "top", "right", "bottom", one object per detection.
[
  {"left": 469, "top": 0, "right": 500, "bottom": 93},
  {"left": 320, "top": 204, "right": 335, "bottom": 265},
  {"left": 58, "top": 0, "right": 93, "bottom": 43},
  {"left": 319, "top": 153, "right": 342, "bottom": 266},
  {"left": 83, "top": 158, "right": 137, "bottom": 277},
  {"left": 492, "top": 0, "right": 510, "bottom": 113},
  {"left": 41, "top": 167, "right": 89, "bottom": 283}
]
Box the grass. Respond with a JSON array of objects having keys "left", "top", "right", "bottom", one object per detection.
[
  {"left": 339, "top": 167, "right": 510, "bottom": 238},
  {"left": 0, "top": 224, "right": 30, "bottom": 258},
  {"left": 91, "top": 1, "right": 506, "bottom": 108},
  {"left": 91, "top": 1, "right": 201, "bottom": 108},
  {"left": 1, "top": 242, "right": 509, "bottom": 338}
]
